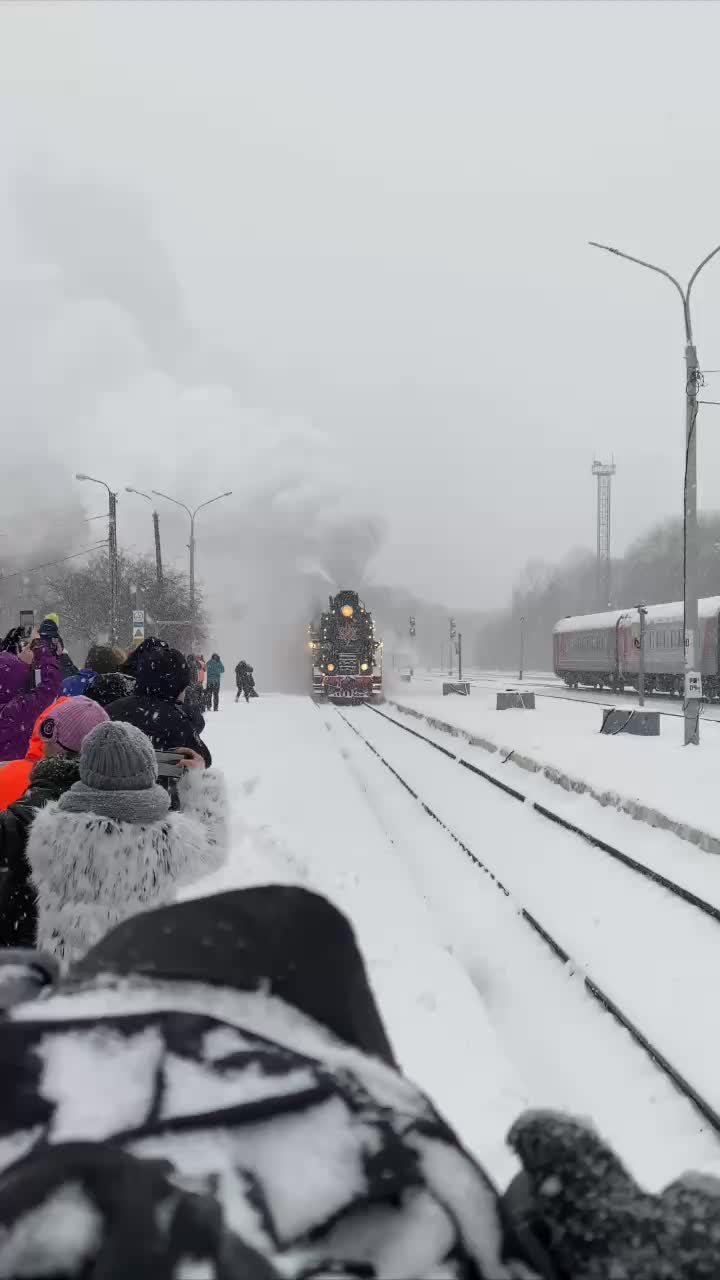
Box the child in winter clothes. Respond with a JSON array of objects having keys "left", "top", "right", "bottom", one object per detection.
[
  {"left": 27, "top": 720, "right": 227, "bottom": 964},
  {"left": 0, "top": 697, "right": 110, "bottom": 948}
]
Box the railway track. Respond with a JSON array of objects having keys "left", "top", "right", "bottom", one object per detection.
[
  {"left": 334, "top": 701, "right": 720, "bottom": 1141},
  {"left": 371, "top": 704, "right": 720, "bottom": 923}
]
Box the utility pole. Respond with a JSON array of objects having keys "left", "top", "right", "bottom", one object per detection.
[
  {"left": 591, "top": 460, "right": 616, "bottom": 608},
  {"left": 519, "top": 615, "right": 525, "bottom": 681},
  {"left": 77, "top": 474, "right": 119, "bottom": 645},
  {"left": 590, "top": 239, "right": 720, "bottom": 745},
  {"left": 189, "top": 514, "right": 196, "bottom": 632},
  {"left": 153, "top": 511, "right": 163, "bottom": 589},
  {"left": 108, "top": 491, "right": 118, "bottom": 645},
  {"left": 125, "top": 489, "right": 164, "bottom": 591},
  {"left": 449, "top": 617, "right": 456, "bottom": 677},
  {"left": 457, "top": 632, "right": 463, "bottom": 681}
]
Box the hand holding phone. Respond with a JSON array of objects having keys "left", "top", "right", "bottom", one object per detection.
[
  {"left": 172, "top": 746, "right": 205, "bottom": 771},
  {"left": 155, "top": 751, "right": 184, "bottom": 779}
]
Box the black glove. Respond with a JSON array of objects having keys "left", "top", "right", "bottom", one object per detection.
[
  {"left": 0, "top": 627, "right": 24, "bottom": 655},
  {"left": 507, "top": 1110, "right": 720, "bottom": 1280}
]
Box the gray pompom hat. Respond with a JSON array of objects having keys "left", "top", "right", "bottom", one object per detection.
[
  {"left": 59, "top": 721, "right": 171, "bottom": 823},
  {"left": 80, "top": 721, "right": 157, "bottom": 790}
]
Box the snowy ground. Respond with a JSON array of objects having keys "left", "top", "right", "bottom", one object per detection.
[
  {"left": 186, "top": 692, "right": 720, "bottom": 1192},
  {"left": 388, "top": 675, "right": 720, "bottom": 846}
]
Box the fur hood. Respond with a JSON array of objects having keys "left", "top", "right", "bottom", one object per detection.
[{"left": 26, "top": 767, "right": 227, "bottom": 965}]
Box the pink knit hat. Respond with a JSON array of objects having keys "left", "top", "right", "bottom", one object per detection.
[{"left": 38, "top": 697, "right": 109, "bottom": 754}]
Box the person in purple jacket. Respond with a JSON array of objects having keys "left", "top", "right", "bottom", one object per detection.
[{"left": 0, "top": 623, "right": 61, "bottom": 762}]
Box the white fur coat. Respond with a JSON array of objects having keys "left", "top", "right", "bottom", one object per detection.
[{"left": 27, "top": 768, "right": 227, "bottom": 964}]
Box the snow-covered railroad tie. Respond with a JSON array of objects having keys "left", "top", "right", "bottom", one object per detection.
[{"left": 335, "top": 703, "right": 720, "bottom": 1144}]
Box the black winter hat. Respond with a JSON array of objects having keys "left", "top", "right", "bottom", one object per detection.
[
  {"left": 134, "top": 646, "right": 190, "bottom": 701},
  {"left": 86, "top": 672, "right": 136, "bottom": 708},
  {"left": 121, "top": 636, "right": 168, "bottom": 678}
]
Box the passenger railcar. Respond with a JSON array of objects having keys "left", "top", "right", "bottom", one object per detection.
[{"left": 553, "top": 596, "right": 720, "bottom": 697}]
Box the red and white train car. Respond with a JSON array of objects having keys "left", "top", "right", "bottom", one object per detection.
[{"left": 553, "top": 596, "right": 720, "bottom": 697}]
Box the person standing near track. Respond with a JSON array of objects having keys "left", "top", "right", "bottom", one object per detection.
[
  {"left": 234, "top": 659, "right": 257, "bottom": 703},
  {"left": 205, "top": 653, "right": 224, "bottom": 712}
]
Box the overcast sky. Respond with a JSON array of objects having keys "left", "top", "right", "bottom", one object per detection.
[{"left": 3, "top": 0, "right": 720, "bottom": 615}]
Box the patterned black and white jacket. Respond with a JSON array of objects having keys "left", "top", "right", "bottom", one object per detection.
[{"left": 0, "top": 973, "right": 530, "bottom": 1280}]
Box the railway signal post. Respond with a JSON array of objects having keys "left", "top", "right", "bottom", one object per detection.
[
  {"left": 590, "top": 238, "right": 720, "bottom": 744},
  {"left": 637, "top": 605, "right": 647, "bottom": 707}
]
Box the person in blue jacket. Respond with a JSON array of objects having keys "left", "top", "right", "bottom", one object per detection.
[{"left": 205, "top": 653, "right": 224, "bottom": 711}]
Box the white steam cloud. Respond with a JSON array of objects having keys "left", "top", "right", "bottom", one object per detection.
[{"left": 0, "top": 167, "right": 385, "bottom": 683}]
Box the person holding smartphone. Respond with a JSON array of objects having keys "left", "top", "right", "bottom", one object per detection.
[
  {"left": 26, "top": 721, "right": 226, "bottom": 964},
  {"left": 0, "top": 621, "right": 62, "bottom": 762}
]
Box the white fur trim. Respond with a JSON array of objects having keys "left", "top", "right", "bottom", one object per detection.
[
  {"left": 26, "top": 795, "right": 227, "bottom": 964},
  {"left": 177, "top": 767, "right": 228, "bottom": 851}
]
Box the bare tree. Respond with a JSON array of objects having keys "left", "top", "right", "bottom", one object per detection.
[{"left": 40, "top": 551, "right": 207, "bottom": 657}]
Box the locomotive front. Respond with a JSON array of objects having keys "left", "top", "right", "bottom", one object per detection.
[{"left": 311, "top": 589, "right": 380, "bottom": 702}]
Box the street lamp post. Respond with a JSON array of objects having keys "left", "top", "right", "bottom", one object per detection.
[
  {"left": 152, "top": 489, "right": 232, "bottom": 647},
  {"left": 125, "top": 488, "right": 164, "bottom": 589},
  {"left": 76, "top": 473, "right": 119, "bottom": 644},
  {"left": 590, "top": 239, "right": 720, "bottom": 745}
]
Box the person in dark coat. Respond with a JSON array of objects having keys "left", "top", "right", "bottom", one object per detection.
[
  {"left": 107, "top": 645, "right": 212, "bottom": 767},
  {"left": 0, "top": 888, "right": 536, "bottom": 1280},
  {"left": 0, "top": 697, "right": 109, "bottom": 948},
  {"left": 57, "top": 647, "right": 78, "bottom": 682},
  {"left": 234, "top": 659, "right": 257, "bottom": 703},
  {"left": 1, "top": 890, "right": 716, "bottom": 1277}
]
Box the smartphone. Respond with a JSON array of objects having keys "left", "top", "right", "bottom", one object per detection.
[
  {"left": 19, "top": 610, "right": 34, "bottom": 641},
  {"left": 155, "top": 751, "right": 184, "bottom": 779}
]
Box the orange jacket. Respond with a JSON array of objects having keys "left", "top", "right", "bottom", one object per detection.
[{"left": 0, "top": 695, "right": 70, "bottom": 812}]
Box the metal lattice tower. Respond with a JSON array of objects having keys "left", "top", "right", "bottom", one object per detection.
[{"left": 592, "top": 459, "right": 616, "bottom": 608}]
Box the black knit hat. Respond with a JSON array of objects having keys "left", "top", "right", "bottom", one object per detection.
[
  {"left": 85, "top": 672, "right": 136, "bottom": 708},
  {"left": 121, "top": 637, "right": 169, "bottom": 678},
  {"left": 134, "top": 646, "right": 190, "bottom": 701}
]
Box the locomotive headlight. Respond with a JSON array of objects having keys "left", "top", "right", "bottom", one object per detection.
[
  {"left": 341, "top": 605, "right": 354, "bottom": 618},
  {"left": 327, "top": 663, "right": 335, "bottom": 672},
  {"left": 360, "top": 662, "right": 369, "bottom": 672}
]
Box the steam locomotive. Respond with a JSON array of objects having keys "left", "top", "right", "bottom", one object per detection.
[{"left": 309, "top": 589, "right": 382, "bottom": 702}]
